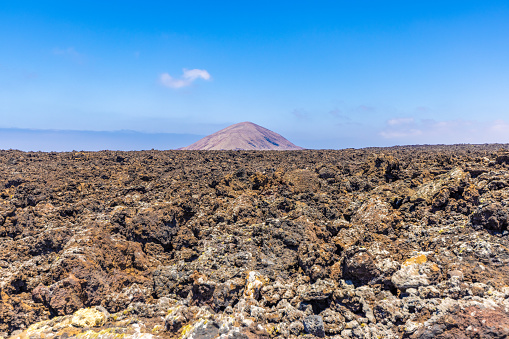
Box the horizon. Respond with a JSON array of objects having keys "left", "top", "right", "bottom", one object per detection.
[
  {"left": 2, "top": 126, "right": 509, "bottom": 152},
  {"left": 1, "top": 1, "right": 509, "bottom": 150}
]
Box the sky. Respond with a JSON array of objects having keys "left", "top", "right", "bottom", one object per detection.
[{"left": 1, "top": 1, "right": 508, "bottom": 150}]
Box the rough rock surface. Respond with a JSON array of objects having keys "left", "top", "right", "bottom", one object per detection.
[{"left": 2, "top": 145, "right": 509, "bottom": 338}]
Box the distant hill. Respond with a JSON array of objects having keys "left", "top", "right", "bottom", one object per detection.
[
  {"left": 179, "top": 122, "right": 304, "bottom": 150},
  {"left": 0, "top": 128, "right": 204, "bottom": 152}
]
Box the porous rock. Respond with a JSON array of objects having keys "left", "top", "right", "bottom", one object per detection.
[{"left": 2, "top": 146, "right": 509, "bottom": 338}]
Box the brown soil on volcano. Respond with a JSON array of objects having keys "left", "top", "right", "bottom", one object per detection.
[
  {"left": 2, "top": 145, "right": 509, "bottom": 338},
  {"left": 179, "top": 122, "right": 304, "bottom": 150}
]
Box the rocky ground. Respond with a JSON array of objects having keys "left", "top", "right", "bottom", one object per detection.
[{"left": 2, "top": 145, "right": 509, "bottom": 338}]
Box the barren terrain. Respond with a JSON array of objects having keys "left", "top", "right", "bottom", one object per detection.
[{"left": 2, "top": 145, "right": 509, "bottom": 338}]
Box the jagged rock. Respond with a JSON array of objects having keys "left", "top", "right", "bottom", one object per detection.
[
  {"left": 410, "top": 167, "right": 468, "bottom": 204},
  {"left": 71, "top": 307, "right": 107, "bottom": 327},
  {"left": 343, "top": 249, "right": 380, "bottom": 285},
  {"left": 303, "top": 315, "right": 325, "bottom": 337},
  {"left": 390, "top": 254, "right": 440, "bottom": 292},
  {"left": 165, "top": 305, "right": 191, "bottom": 332},
  {"left": 471, "top": 202, "right": 509, "bottom": 232},
  {"left": 411, "top": 305, "right": 509, "bottom": 339},
  {"left": 213, "top": 278, "right": 245, "bottom": 309},
  {"left": 152, "top": 266, "right": 191, "bottom": 299},
  {"left": 181, "top": 318, "right": 220, "bottom": 339},
  {"left": 496, "top": 151, "right": 509, "bottom": 165},
  {"left": 32, "top": 274, "right": 84, "bottom": 316},
  {"left": 243, "top": 271, "right": 266, "bottom": 300},
  {"left": 297, "top": 279, "right": 335, "bottom": 301},
  {"left": 1, "top": 146, "right": 509, "bottom": 337},
  {"left": 320, "top": 308, "right": 345, "bottom": 335},
  {"left": 283, "top": 169, "right": 320, "bottom": 194}
]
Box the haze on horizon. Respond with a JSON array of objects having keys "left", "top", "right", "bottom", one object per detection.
[{"left": 1, "top": 1, "right": 508, "bottom": 150}]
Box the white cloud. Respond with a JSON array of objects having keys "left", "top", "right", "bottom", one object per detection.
[
  {"left": 490, "top": 119, "right": 509, "bottom": 133},
  {"left": 379, "top": 117, "right": 509, "bottom": 144},
  {"left": 159, "top": 68, "right": 211, "bottom": 89},
  {"left": 387, "top": 117, "right": 415, "bottom": 126},
  {"left": 380, "top": 118, "right": 470, "bottom": 140},
  {"left": 379, "top": 117, "right": 422, "bottom": 138},
  {"left": 379, "top": 128, "right": 423, "bottom": 139}
]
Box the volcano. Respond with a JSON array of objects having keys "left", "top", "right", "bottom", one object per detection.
[{"left": 179, "top": 122, "right": 304, "bottom": 150}]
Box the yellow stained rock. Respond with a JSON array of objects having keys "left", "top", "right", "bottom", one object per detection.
[
  {"left": 403, "top": 254, "right": 427, "bottom": 267},
  {"left": 71, "top": 308, "right": 107, "bottom": 328},
  {"left": 244, "top": 271, "right": 266, "bottom": 299},
  {"left": 430, "top": 263, "right": 440, "bottom": 272}
]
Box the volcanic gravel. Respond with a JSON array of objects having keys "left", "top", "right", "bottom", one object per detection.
[{"left": 2, "top": 145, "right": 509, "bottom": 338}]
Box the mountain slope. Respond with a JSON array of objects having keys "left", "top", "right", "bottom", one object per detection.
[{"left": 180, "top": 121, "right": 304, "bottom": 150}]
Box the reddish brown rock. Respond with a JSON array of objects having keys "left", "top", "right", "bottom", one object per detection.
[{"left": 0, "top": 145, "right": 509, "bottom": 338}]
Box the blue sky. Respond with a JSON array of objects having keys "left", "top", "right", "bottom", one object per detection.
[{"left": 1, "top": 1, "right": 508, "bottom": 149}]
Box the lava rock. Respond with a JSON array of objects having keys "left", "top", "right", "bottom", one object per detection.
[
  {"left": 303, "top": 315, "right": 325, "bottom": 337},
  {"left": 471, "top": 202, "right": 509, "bottom": 232}
]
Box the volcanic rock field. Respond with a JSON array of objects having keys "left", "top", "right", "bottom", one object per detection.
[{"left": 2, "top": 145, "right": 509, "bottom": 338}]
